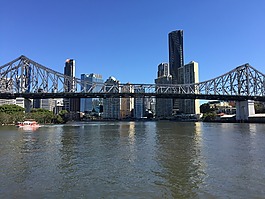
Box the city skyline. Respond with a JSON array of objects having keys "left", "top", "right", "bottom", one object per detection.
[{"left": 1, "top": 0, "right": 265, "bottom": 84}]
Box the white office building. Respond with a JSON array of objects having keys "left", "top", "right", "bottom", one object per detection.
[{"left": 177, "top": 61, "right": 200, "bottom": 114}]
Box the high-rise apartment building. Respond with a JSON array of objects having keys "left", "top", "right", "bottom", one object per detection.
[
  {"left": 102, "top": 76, "right": 120, "bottom": 119},
  {"left": 155, "top": 63, "right": 173, "bottom": 118},
  {"left": 80, "top": 73, "right": 103, "bottom": 113},
  {"left": 157, "top": 62, "right": 170, "bottom": 77},
  {"left": 169, "top": 30, "right": 184, "bottom": 84},
  {"left": 169, "top": 30, "right": 184, "bottom": 112},
  {"left": 63, "top": 59, "right": 80, "bottom": 113},
  {"left": 177, "top": 61, "right": 200, "bottom": 114}
]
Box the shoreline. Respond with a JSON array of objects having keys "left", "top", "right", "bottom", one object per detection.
[{"left": 1, "top": 118, "right": 265, "bottom": 126}]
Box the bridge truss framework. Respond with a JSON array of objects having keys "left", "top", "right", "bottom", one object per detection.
[{"left": 0, "top": 55, "right": 265, "bottom": 101}]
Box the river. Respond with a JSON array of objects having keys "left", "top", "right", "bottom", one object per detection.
[{"left": 0, "top": 121, "right": 265, "bottom": 198}]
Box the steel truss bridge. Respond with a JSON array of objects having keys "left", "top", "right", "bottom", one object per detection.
[{"left": 1, "top": 55, "right": 265, "bottom": 101}]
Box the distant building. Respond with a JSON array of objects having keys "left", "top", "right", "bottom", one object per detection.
[
  {"left": 120, "top": 83, "right": 134, "bottom": 119},
  {"left": 33, "top": 89, "right": 54, "bottom": 111},
  {"left": 102, "top": 76, "right": 120, "bottom": 119},
  {"left": 64, "top": 59, "right": 76, "bottom": 92},
  {"left": 177, "top": 61, "right": 200, "bottom": 114},
  {"left": 134, "top": 87, "right": 145, "bottom": 119},
  {"left": 15, "top": 97, "right": 31, "bottom": 112},
  {"left": 0, "top": 99, "right": 16, "bottom": 106},
  {"left": 33, "top": 98, "right": 54, "bottom": 111},
  {"left": 80, "top": 73, "right": 103, "bottom": 113},
  {"left": 155, "top": 63, "right": 173, "bottom": 118},
  {"left": 144, "top": 97, "right": 155, "bottom": 117},
  {"left": 54, "top": 98, "right": 64, "bottom": 114},
  {"left": 209, "top": 101, "right": 236, "bottom": 114},
  {"left": 169, "top": 30, "right": 184, "bottom": 111},
  {"left": 63, "top": 59, "right": 80, "bottom": 113}
]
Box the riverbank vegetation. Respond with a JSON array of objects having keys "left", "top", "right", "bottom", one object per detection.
[
  {"left": 0, "top": 104, "right": 68, "bottom": 125},
  {"left": 200, "top": 101, "right": 265, "bottom": 122},
  {"left": 200, "top": 103, "right": 217, "bottom": 122}
]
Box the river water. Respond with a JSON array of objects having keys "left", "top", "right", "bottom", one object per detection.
[{"left": 0, "top": 121, "right": 265, "bottom": 198}]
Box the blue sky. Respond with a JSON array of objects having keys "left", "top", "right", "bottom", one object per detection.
[{"left": 1, "top": 0, "right": 265, "bottom": 84}]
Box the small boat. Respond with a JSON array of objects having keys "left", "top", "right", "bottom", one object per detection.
[{"left": 17, "top": 120, "right": 40, "bottom": 130}]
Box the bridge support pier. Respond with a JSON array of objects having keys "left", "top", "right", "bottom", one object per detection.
[{"left": 236, "top": 100, "right": 255, "bottom": 121}]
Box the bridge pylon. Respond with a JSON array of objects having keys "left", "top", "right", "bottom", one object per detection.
[{"left": 236, "top": 100, "right": 255, "bottom": 121}]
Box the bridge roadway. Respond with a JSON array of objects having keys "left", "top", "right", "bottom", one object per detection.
[{"left": 1, "top": 92, "right": 265, "bottom": 102}]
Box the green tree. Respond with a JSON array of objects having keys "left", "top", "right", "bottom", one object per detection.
[
  {"left": 53, "top": 114, "right": 64, "bottom": 124},
  {"left": 10, "top": 112, "right": 25, "bottom": 124},
  {"left": 202, "top": 112, "right": 217, "bottom": 122},
  {"left": 200, "top": 103, "right": 211, "bottom": 113},
  {"left": 0, "top": 104, "right": 67, "bottom": 125},
  {"left": 27, "top": 108, "right": 55, "bottom": 124},
  {"left": 0, "top": 113, "right": 10, "bottom": 125},
  {"left": 0, "top": 104, "right": 25, "bottom": 124},
  {"left": 255, "top": 103, "right": 265, "bottom": 113},
  {"left": 0, "top": 104, "right": 25, "bottom": 114},
  {"left": 59, "top": 110, "right": 69, "bottom": 123}
]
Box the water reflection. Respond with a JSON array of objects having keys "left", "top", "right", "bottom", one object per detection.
[
  {"left": 17, "top": 126, "right": 40, "bottom": 132},
  {"left": 119, "top": 122, "right": 136, "bottom": 163},
  {"left": 154, "top": 121, "right": 206, "bottom": 198},
  {"left": 58, "top": 125, "right": 82, "bottom": 193},
  {"left": 19, "top": 132, "right": 40, "bottom": 153}
]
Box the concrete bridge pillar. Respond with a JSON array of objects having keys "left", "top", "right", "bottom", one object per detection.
[{"left": 236, "top": 100, "right": 255, "bottom": 121}]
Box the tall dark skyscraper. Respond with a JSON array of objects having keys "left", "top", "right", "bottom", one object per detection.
[
  {"left": 63, "top": 59, "right": 80, "bottom": 115},
  {"left": 168, "top": 30, "right": 184, "bottom": 112},
  {"left": 168, "top": 30, "right": 184, "bottom": 84},
  {"left": 64, "top": 59, "right": 76, "bottom": 92}
]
